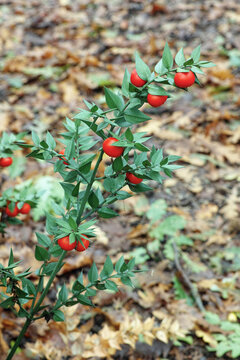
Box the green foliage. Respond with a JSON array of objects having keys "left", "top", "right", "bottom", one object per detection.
[{"left": 206, "top": 313, "right": 240, "bottom": 358}]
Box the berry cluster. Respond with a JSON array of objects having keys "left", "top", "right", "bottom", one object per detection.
[
  {"left": 5, "top": 202, "right": 31, "bottom": 217},
  {"left": 130, "top": 68, "right": 195, "bottom": 108},
  {"left": 58, "top": 235, "right": 89, "bottom": 252}
]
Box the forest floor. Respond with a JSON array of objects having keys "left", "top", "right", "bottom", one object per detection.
[{"left": 0, "top": 0, "right": 240, "bottom": 359}]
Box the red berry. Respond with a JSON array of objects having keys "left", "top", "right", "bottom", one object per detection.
[
  {"left": 58, "top": 236, "right": 77, "bottom": 251},
  {"left": 126, "top": 172, "right": 143, "bottom": 185},
  {"left": 59, "top": 149, "right": 69, "bottom": 165},
  {"left": 103, "top": 137, "right": 124, "bottom": 158},
  {"left": 174, "top": 71, "right": 195, "bottom": 88},
  {"left": 0, "top": 157, "right": 13, "bottom": 167},
  {"left": 130, "top": 69, "right": 147, "bottom": 87},
  {"left": 5, "top": 202, "right": 19, "bottom": 217},
  {"left": 19, "top": 203, "right": 31, "bottom": 214},
  {"left": 147, "top": 94, "right": 168, "bottom": 107},
  {"left": 76, "top": 235, "right": 89, "bottom": 252}
]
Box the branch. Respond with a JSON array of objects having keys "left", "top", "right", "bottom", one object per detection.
[{"left": 172, "top": 241, "right": 205, "bottom": 312}]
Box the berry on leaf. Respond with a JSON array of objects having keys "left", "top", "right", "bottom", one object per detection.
[
  {"left": 130, "top": 69, "right": 147, "bottom": 87},
  {"left": 58, "top": 236, "right": 77, "bottom": 251},
  {"left": 0, "top": 157, "right": 13, "bottom": 167},
  {"left": 174, "top": 71, "right": 195, "bottom": 88},
  {"left": 103, "top": 137, "right": 124, "bottom": 158},
  {"left": 5, "top": 202, "right": 19, "bottom": 217},
  {"left": 19, "top": 203, "right": 31, "bottom": 214},
  {"left": 126, "top": 172, "right": 143, "bottom": 184},
  {"left": 147, "top": 94, "right": 168, "bottom": 107},
  {"left": 76, "top": 235, "right": 89, "bottom": 252}
]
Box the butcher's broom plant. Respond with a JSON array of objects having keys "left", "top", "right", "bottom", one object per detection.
[{"left": 0, "top": 43, "right": 214, "bottom": 359}]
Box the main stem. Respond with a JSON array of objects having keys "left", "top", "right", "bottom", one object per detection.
[
  {"left": 6, "top": 318, "right": 32, "bottom": 360},
  {"left": 76, "top": 149, "right": 104, "bottom": 225},
  {"left": 6, "top": 251, "right": 66, "bottom": 360}
]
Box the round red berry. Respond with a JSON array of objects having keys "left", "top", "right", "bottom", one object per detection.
[
  {"left": 19, "top": 203, "right": 31, "bottom": 214},
  {"left": 126, "top": 172, "right": 143, "bottom": 185},
  {"left": 76, "top": 236, "right": 89, "bottom": 252},
  {"left": 58, "top": 236, "right": 77, "bottom": 251},
  {"left": 103, "top": 137, "right": 124, "bottom": 158},
  {"left": 59, "top": 149, "right": 68, "bottom": 165},
  {"left": 0, "top": 157, "right": 13, "bottom": 167},
  {"left": 147, "top": 94, "right": 168, "bottom": 107},
  {"left": 130, "top": 69, "right": 147, "bottom": 87},
  {"left": 5, "top": 202, "right": 19, "bottom": 217},
  {"left": 174, "top": 71, "right": 195, "bottom": 88}
]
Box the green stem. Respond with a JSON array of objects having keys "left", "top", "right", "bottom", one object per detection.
[
  {"left": 76, "top": 149, "right": 104, "bottom": 226},
  {"left": 32, "top": 250, "right": 66, "bottom": 315},
  {"left": 6, "top": 318, "right": 32, "bottom": 360},
  {"left": 6, "top": 252, "right": 67, "bottom": 360}
]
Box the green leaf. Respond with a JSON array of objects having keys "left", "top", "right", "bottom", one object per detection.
[
  {"left": 88, "top": 262, "right": 98, "bottom": 283},
  {"left": 121, "top": 276, "right": 133, "bottom": 287},
  {"left": 191, "top": 45, "right": 201, "bottom": 63},
  {"left": 147, "top": 85, "right": 169, "bottom": 96},
  {"left": 112, "top": 157, "right": 123, "bottom": 172},
  {"left": 162, "top": 42, "right": 173, "bottom": 70},
  {"left": 77, "top": 294, "right": 93, "bottom": 306},
  {"left": 46, "top": 214, "right": 58, "bottom": 235},
  {"left": 100, "top": 256, "right": 113, "bottom": 279},
  {"left": 103, "top": 175, "right": 125, "bottom": 193},
  {"left": 151, "top": 215, "right": 186, "bottom": 239},
  {"left": 155, "top": 59, "right": 168, "bottom": 75},
  {"left": 53, "top": 309, "right": 65, "bottom": 322},
  {"left": 49, "top": 245, "right": 63, "bottom": 258},
  {"left": 183, "top": 58, "right": 194, "bottom": 66},
  {"left": 105, "top": 280, "right": 118, "bottom": 292},
  {"left": 116, "top": 191, "right": 132, "bottom": 200},
  {"left": 115, "top": 256, "right": 124, "bottom": 273},
  {"left": 36, "top": 232, "right": 52, "bottom": 247},
  {"left": 135, "top": 51, "right": 151, "bottom": 80},
  {"left": 128, "top": 247, "right": 149, "bottom": 265},
  {"left": 0, "top": 297, "right": 15, "bottom": 309},
  {"left": 128, "top": 182, "right": 152, "bottom": 193},
  {"left": 124, "top": 109, "right": 151, "bottom": 124},
  {"left": 88, "top": 191, "right": 99, "bottom": 209},
  {"left": 32, "top": 131, "right": 40, "bottom": 146},
  {"left": 175, "top": 48, "right": 185, "bottom": 66},
  {"left": 173, "top": 276, "right": 194, "bottom": 305},
  {"left": 85, "top": 288, "right": 97, "bottom": 297},
  {"left": 125, "top": 128, "right": 134, "bottom": 142},
  {"left": 24, "top": 279, "right": 37, "bottom": 296},
  {"left": 46, "top": 132, "right": 56, "bottom": 150},
  {"left": 134, "top": 143, "right": 149, "bottom": 152},
  {"left": 8, "top": 248, "right": 14, "bottom": 266},
  {"left": 35, "top": 245, "right": 50, "bottom": 261},
  {"left": 231, "top": 343, "right": 240, "bottom": 358},
  {"left": 146, "top": 199, "right": 167, "bottom": 223},
  {"left": 97, "top": 207, "right": 119, "bottom": 218},
  {"left": 204, "top": 311, "right": 221, "bottom": 325},
  {"left": 197, "top": 61, "right": 215, "bottom": 68},
  {"left": 127, "top": 257, "right": 135, "bottom": 270},
  {"left": 72, "top": 182, "right": 80, "bottom": 197},
  {"left": 121, "top": 68, "right": 130, "bottom": 97},
  {"left": 59, "top": 284, "right": 68, "bottom": 303},
  {"left": 43, "top": 261, "right": 62, "bottom": 275},
  {"left": 104, "top": 87, "right": 124, "bottom": 110},
  {"left": 191, "top": 66, "right": 205, "bottom": 75}
]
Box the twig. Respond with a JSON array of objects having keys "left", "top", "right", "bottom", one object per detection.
[{"left": 172, "top": 241, "right": 205, "bottom": 312}]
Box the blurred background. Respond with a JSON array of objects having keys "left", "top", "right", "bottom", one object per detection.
[{"left": 1, "top": 0, "right": 240, "bottom": 359}]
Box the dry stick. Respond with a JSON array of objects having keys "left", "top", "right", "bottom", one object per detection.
[{"left": 172, "top": 241, "right": 205, "bottom": 312}]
